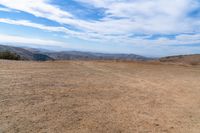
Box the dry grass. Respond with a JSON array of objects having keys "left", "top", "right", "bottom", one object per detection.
[{"left": 0, "top": 60, "right": 200, "bottom": 133}]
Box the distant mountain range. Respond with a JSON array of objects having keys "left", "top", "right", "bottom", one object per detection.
[
  {"left": 0, "top": 45, "right": 149, "bottom": 61},
  {"left": 1, "top": 45, "right": 200, "bottom": 65},
  {"left": 0, "top": 45, "right": 53, "bottom": 61},
  {"left": 45, "top": 51, "right": 149, "bottom": 61}
]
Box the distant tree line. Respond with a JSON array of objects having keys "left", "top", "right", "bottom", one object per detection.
[{"left": 0, "top": 51, "right": 21, "bottom": 60}]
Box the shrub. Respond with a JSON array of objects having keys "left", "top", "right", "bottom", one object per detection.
[{"left": 0, "top": 51, "right": 21, "bottom": 60}]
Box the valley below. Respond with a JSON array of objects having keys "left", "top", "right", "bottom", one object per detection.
[{"left": 0, "top": 60, "right": 200, "bottom": 133}]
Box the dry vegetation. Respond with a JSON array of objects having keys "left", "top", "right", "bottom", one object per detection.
[
  {"left": 0, "top": 60, "right": 200, "bottom": 133},
  {"left": 159, "top": 54, "right": 200, "bottom": 66}
]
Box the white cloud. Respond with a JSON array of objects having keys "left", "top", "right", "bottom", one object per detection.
[
  {"left": 0, "top": 0, "right": 200, "bottom": 46},
  {"left": 0, "top": 0, "right": 72, "bottom": 18},
  {"left": 0, "top": 7, "right": 13, "bottom": 12},
  {"left": 1, "top": 18, "right": 200, "bottom": 47},
  {"left": 0, "top": 18, "right": 76, "bottom": 34},
  {"left": 0, "top": 34, "right": 66, "bottom": 46},
  {"left": 0, "top": 18, "right": 107, "bottom": 42}
]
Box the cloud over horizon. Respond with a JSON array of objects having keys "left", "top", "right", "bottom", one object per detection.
[{"left": 0, "top": 0, "right": 200, "bottom": 56}]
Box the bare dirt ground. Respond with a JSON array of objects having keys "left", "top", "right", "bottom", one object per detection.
[{"left": 0, "top": 60, "right": 200, "bottom": 133}]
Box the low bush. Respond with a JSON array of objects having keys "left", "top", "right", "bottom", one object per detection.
[{"left": 0, "top": 51, "right": 21, "bottom": 60}]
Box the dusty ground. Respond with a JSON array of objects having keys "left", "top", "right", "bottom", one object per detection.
[{"left": 0, "top": 60, "right": 200, "bottom": 133}]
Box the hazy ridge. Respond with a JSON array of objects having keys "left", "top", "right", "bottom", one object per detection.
[
  {"left": 0, "top": 44, "right": 200, "bottom": 65},
  {"left": 0, "top": 45, "right": 148, "bottom": 61}
]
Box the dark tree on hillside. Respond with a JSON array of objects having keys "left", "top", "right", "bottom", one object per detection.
[{"left": 0, "top": 51, "right": 21, "bottom": 60}]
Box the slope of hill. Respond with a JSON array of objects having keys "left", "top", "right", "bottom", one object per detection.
[
  {"left": 2, "top": 44, "right": 199, "bottom": 63},
  {"left": 0, "top": 45, "right": 53, "bottom": 61},
  {"left": 46, "top": 51, "right": 149, "bottom": 61},
  {"left": 159, "top": 54, "right": 200, "bottom": 65},
  {"left": 0, "top": 45, "right": 149, "bottom": 61}
]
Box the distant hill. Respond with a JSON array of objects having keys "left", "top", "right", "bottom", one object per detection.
[
  {"left": 0, "top": 45, "right": 149, "bottom": 61},
  {"left": 3, "top": 44, "right": 199, "bottom": 64},
  {"left": 159, "top": 54, "right": 200, "bottom": 65},
  {"left": 0, "top": 45, "right": 53, "bottom": 61},
  {"left": 45, "top": 51, "right": 149, "bottom": 61}
]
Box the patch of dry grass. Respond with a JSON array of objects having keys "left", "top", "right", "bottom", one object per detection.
[{"left": 0, "top": 60, "right": 200, "bottom": 133}]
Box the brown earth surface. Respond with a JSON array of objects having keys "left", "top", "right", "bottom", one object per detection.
[
  {"left": 0, "top": 60, "right": 200, "bottom": 133},
  {"left": 159, "top": 54, "right": 200, "bottom": 66}
]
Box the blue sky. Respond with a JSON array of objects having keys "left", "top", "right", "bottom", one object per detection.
[{"left": 0, "top": 0, "right": 200, "bottom": 57}]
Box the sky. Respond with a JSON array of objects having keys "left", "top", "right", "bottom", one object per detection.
[{"left": 0, "top": 0, "right": 200, "bottom": 57}]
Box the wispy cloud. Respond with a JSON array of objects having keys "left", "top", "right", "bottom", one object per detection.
[
  {"left": 0, "top": 7, "right": 13, "bottom": 12},
  {"left": 0, "top": 0, "right": 200, "bottom": 56},
  {"left": 0, "top": 34, "right": 66, "bottom": 46},
  {"left": 1, "top": 0, "right": 199, "bottom": 35},
  {"left": 1, "top": 18, "right": 200, "bottom": 47}
]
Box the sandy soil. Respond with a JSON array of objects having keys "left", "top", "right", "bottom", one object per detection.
[{"left": 0, "top": 60, "right": 200, "bottom": 133}]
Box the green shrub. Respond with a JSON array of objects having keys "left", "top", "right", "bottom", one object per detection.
[{"left": 0, "top": 51, "right": 21, "bottom": 60}]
